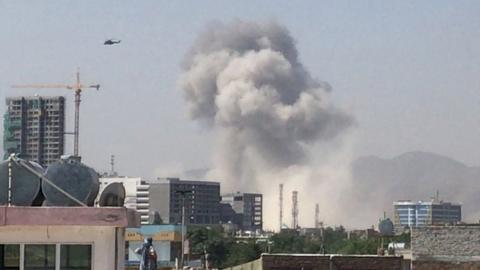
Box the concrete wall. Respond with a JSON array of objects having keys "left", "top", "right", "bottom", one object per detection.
[
  {"left": 413, "top": 261, "right": 480, "bottom": 270},
  {"left": 224, "top": 258, "right": 262, "bottom": 270},
  {"left": 412, "top": 226, "right": 480, "bottom": 257},
  {"left": 224, "top": 254, "right": 405, "bottom": 270},
  {"left": 0, "top": 225, "right": 123, "bottom": 270},
  {"left": 331, "top": 256, "right": 403, "bottom": 270},
  {"left": 262, "top": 254, "right": 330, "bottom": 270},
  {"left": 411, "top": 226, "right": 480, "bottom": 269}
]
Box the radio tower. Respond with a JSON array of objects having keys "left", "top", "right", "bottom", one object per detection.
[
  {"left": 315, "top": 203, "right": 320, "bottom": 228},
  {"left": 279, "top": 184, "right": 284, "bottom": 231},
  {"left": 292, "top": 191, "right": 298, "bottom": 229},
  {"left": 110, "top": 154, "right": 116, "bottom": 176}
]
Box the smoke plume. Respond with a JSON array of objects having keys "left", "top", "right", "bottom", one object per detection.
[{"left": 180, "top": 20, "right": 353, "bottom": 229}]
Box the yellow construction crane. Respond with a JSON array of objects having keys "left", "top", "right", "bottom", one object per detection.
[{"left": 12, "top": 69, "right": 100, "bottom": 157}]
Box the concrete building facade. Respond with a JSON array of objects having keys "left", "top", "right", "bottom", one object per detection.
[
  {"left": 3, "top": 96, "right": 65, "bottom": 167},
  {"left": 149, "top": 178, "right": 221, "bottom": 225},
  {"left": 393, "top": 200, "right": 461, "bottom": 231},
  {"left": 0, "top": 206, "right": 139, "bottom": 270},
  {"left": 221, "top": 192, "right": 263, "bottom": 231},
  {"left": 99, "top": 177, "right": 222, "bottom": 226},
  {"left": 411, "top": 225, "right": 480, "bottom": 269}
]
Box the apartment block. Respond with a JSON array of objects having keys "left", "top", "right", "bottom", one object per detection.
[{"left": 3, "top": 96, "right": 65, "bottom": 167}]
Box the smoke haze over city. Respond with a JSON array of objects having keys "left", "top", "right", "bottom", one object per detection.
[{"left": 1, "top": 1, "right": 480, "bottom": 229}]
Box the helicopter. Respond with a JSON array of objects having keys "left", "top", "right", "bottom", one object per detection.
[{"left": 104, "top": 39, "right": 121, "bottom": 45}]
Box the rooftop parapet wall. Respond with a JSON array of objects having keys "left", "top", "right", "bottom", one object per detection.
[
  {"left": 0, "top": 206, "right": 140, "bottom": 227},
  {"left": 223, "top": 254, "right": 405, "bottom": 270},
  {"left": 262, "top": 254, "right": 330, "bottom": 270},
  {"left": 411, "top": 226, "right": 480, "bottom": 260},
  {"left": 412, "top": 261, "right": 480, "bottom": 270}
]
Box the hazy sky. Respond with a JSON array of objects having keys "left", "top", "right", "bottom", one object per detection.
[{"left": 1, "top": 0, "right": 480, "bottom": 179}]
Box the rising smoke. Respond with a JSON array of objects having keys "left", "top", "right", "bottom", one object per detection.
[{"left": 179, "top": 20, "right": 353, "bottom": 229}]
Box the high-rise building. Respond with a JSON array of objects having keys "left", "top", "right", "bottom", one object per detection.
[
  {"left": 221, "top": 192, "right": 263, "bottom": 231},
  {"left": 393, "top": 199, "right": 461, "bottom": 231},
  {"left": 148, "top": 178, "right": 221, "bottom": 225},
  {"left": 3, "top": 96, "right": 65, "bottom": 166}
]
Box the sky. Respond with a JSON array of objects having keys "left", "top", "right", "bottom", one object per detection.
[{"left": 1, "top": 0, "right": 480, "bottom": 181}]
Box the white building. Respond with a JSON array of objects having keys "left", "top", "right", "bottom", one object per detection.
[
  {"left": 99, "top": 177, "right": 151, "bottom": 224},
  {"left": 393, "top": 199, "right": 461, "bottom": 231}
]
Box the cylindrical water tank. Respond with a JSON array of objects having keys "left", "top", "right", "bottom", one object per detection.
[
  {"left": 98, "top": 182, "right": 125, "bottom": 207},
  {"left": 379, "top": 218, "right": 395, "bottom": 236},
  {"left": 0, "top": 159, "right": 44, "bottom": 206},
  {"left": 43, "top": 156, "right": 99, "bottom": 206}
]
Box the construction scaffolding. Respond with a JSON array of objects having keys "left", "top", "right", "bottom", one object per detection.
[{"left": 3, "top": 96, "right": 65, "bottom": 167}]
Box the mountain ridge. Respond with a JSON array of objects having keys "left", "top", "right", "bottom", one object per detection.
[{"left": 350, "top": 150, "right": 479, "bottom": 225}]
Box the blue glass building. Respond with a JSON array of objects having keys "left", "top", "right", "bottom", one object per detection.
[{"left": 393, "top": 200, "right": 461, "bottom": 232}]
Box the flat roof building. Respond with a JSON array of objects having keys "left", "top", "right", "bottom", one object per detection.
[
  {"left": 3, "top": 96, "right": 65, "bottom": 167},
  {"left": 221, "top": 192, "right": 263, "bottom": 231},
  {"left": 393, "top": 199, "right": 461, "bottom": 232},
  {"left": 148, "top": 178, "right": 221, "bottom": 226},
  {"left": 0, "top": 206, "right": 139, "bottom": 270}
]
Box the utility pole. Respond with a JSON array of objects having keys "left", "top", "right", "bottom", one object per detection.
[{"left": 176, "top": 190, "right": 192, "bottom": 269}]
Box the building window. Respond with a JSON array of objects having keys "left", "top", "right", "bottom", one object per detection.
[
  {"left": 24, "top": 244, "right": 56, "bottom": 270},
  {"left": 0, "top": 244, "right": 20, "bottom": 270},
  {"left": 60, "top": 245, "right": 91, "bottom": 270}
]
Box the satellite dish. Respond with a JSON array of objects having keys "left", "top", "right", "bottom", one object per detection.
[
  {"left": 98, "top": 182, "right": 125, "bottom": 207},
  {"left": 42, "top": 157, "right": 99, "bottom": 206},
  {"left": 0, "top": 159, "right": 44, "bottom": 206}
]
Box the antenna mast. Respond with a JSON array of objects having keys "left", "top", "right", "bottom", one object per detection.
[
  {"left": 279, "top": 183, "right": 283, "bottom": 231},
  {"left": 292, "top": 191, "right": 298, "bottom": 229},
  {"left": 110, "top": 154, "right": 115, "bottom": 176}
]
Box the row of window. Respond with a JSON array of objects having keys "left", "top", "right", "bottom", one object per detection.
[{"left": 0, "top": 244, "right": 91, "bottom": 270}]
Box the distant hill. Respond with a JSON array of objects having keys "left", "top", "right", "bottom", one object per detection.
[
  {"left": 350, "top": 151, "right": 479, "bottom": 224},
  {"left": 182, "top": 151, "right": 479, "bottom": 226}
]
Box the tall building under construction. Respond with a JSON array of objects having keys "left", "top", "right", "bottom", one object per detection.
[{"left": 3, "top": 96, "right": 65, "bottom": 167}]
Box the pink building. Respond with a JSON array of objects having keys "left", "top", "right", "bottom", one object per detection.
[{"left": 0, "top": 206, "right": 139, "bottom": 270}]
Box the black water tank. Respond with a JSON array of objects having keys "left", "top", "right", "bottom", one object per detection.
[
  {"left": 98, "top": 182, "right": 125, "bottom": 207},
  {"left": 43, "top": 156, "right": 99, "bottom": 206},
  {"left": 0, "top": 159, "right": 44, "bottom": 206},
  {"left": 379, "top": 218, "right": 395, "bottom": 236}
]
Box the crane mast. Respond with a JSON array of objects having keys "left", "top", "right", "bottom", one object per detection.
[{"left": 12, "top": 70, "right": 99, "bottom": 157}]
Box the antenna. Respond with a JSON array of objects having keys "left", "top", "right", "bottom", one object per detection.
[
  {"left": 279, "top": 183, "right": 283, "bottom": 231},
  {"left": 292, "top": 191, "right": 298, "bottom": 229},
  {"left": 110, "top": 154, "right": 115, "bottom": 176},
  {"left": 315, "top": 203, "right": 320, "bottom": 229}
]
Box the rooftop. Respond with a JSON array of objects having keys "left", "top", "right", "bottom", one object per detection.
[{"left": 0, "top": 206, "right": 140, "bottom": 227}]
